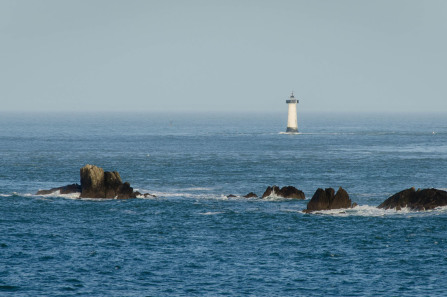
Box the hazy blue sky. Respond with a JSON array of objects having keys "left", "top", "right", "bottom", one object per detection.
[{"left": 1, "top": 0, "right": 446, "bottom": 113}]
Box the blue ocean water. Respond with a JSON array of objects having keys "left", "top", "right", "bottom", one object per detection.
[{"left": 0, "top": 112, "right": 446, "bottom": 296}]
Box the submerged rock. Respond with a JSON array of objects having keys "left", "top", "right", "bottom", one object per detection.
[
  {"left": 261, "top": 186, "right": 305, "bottom": 199},
  {"left": 134, "top": 191, "right": 157, "bottom": 198},
  {"left": 378, "top": 187, "right": 447, "bottom": 211},
  {"left": 304, "top": 187, "right": 354, "bottom": 213}
]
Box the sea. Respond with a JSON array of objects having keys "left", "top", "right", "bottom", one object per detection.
[{"left": 0, "top": 112, "right": 446, "bottom": 296}]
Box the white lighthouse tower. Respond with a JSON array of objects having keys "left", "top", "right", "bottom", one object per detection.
[{"left": 286, "top": 92, "right": 299, "bottom": 133}]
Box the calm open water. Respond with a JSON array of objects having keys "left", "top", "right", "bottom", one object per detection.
[{"left": 0, "top": 112, "right": 446, "bottom": 296}]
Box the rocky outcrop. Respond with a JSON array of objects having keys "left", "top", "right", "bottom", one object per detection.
[
  {"left": 378, "top": 187, "right": 447, "bottom": 211},
  {"left": 36, "top": 183, "right": 81, "bottom": 195},
  {"left": 243, "top": 192, "right": 258, "bottom": 198},
  {"left": 36, "top": 165, "right": 153, "bottom": 199},
  {"left": 80, "top": 165, "right": 139, "bottom": 199},
  {"left": 304, "top": 187, "right": 354, "bottom": 213},
  {"left": 79, "top": 165, "right": 106, "bottom": 198},
  {"left": 261, "top": 186, "right": 305, "bottom": 199}
]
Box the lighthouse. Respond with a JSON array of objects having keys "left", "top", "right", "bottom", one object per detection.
[{"left": 286, "top": 92, "right": 299, "bottom": 133}]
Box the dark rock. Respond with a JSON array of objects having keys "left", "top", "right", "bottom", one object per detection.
[
  {"left": 277, "top": 186, "right": 305, "bottom": 199},
  {"left": 243, "top": 192, "right": 258, "bottom": 198},
  {"left": 261, "top": 186, "right": 276, "bottom": 198},
  {"left": 304, "top": 187, "right": 353, "bottom": 213},
  {"left": 36, "top": 165, "right": 144, "bottom": 199},
  {"left": 261, "top": 186, "right": 305, "bottom": 199},
  {"left": 104, "top": 171, "right": 123, "bottom": 198},
  {"left": 227, "top": 194, "right": 237, "bottom": 198},
  {"left": 378, "top": 187, "right": 447, "bottom": 211},
  {"left": 36, "top": 183, "right": 81, "bottom": 195},
  {"left": 80, "top": 164, "right": 105, "bottom": 198},
  {"left": 117, "top": 182, "right": 134, "bottom": 199},
  {"left": 79, "top": 164, "right": 138, "bottom": 199}
]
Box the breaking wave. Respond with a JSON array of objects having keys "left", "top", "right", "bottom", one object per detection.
[{"left": 303, "top": 205, "right": 447, "bottom": 217}]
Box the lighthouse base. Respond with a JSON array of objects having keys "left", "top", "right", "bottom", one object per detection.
[{"left": 286, "top": 127, "right": 298, "bottom": 133}]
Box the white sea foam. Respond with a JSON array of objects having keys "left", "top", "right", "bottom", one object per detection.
[
  {"left": 278, "top": 132, "right": 301, "bottom": 135},
  {"left": 147, "top": 190, "right": 216, "bottom": 200},
  {"left": 261, "top": 194, "right": 302, "bottom": 202},
  {"left": 33, "top": 190, "right": 86, "bottom": 199},
  {"left": 304, "top": 204, "right": 447, "bottom": 217},
  {"left": 279, "top": 132, "right": 355, "bottom": 136},
  {"left": 199, "top": 211, "right": 224, "bottom": 216},
  {"left": 305, "top": 205, "right": 398, "bottom": 217},
  {"left": 35, "top": 190, "right": 81, "bottom": 199},
  {"left": 183, "top": 187, "right": 215, "bottom": 191}
]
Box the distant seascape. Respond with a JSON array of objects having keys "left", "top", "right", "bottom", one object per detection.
[
  {"left": 1, "top": 112, "right": 447, "bottom": 296},
  {"left": 2, "top": 0, "right": 447, "bottom": 294}
]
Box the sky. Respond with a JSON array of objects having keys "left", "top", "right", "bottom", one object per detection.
[{"left": 1, "top": 0, "right": 447, "bottom": 113}]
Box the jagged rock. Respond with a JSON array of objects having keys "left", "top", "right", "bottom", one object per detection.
[
  {"left": 117, "top": 182, "right": 134, "bottom": 199},
  {"left": 261, "top": 186, "right": 305, "bottom": 199},
  {"left": 378, "top": 187, "right": 447, "bottom": 211},
  {"left": 104, "top": 171, "right": 123, "bottom": 198},
  {"left": 79, "top": 165, "right": 138, "bottom": 199},
  {"left": 80, "top": 165, "right": 105, "bottom": 198},
  {"left": 243, "top": 192, "right": 258, "bottom": 198},
  {"left": 304, "top": 187, "right": 354, "bottom": 213},
  {"left": 36, "top": 183, "right": 81, "bottom": 195},
  {"left": 227, "top": 194, "right": 237, "bottom": 198},
  {"left": 36, "top": 165, "right": 150, "bottom": 199}
]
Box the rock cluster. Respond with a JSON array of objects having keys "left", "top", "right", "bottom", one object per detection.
[
  {"left": 261, "top": 186, "right": 305, "bottom": 199},
  {"left": 304, "top": 187, "right": 355, "bottom": 213},
  {"left": 378, "top": 187, "right": 447, "bottom": 211},
  {"left": 37, "top": 165, "right": 153, "bottom": 199},
  {"left": 80, "top": 165, "right": 136, "bottom": 199},
  {"left": 36, "top": 167, "right": 447, "bottom": 212}
]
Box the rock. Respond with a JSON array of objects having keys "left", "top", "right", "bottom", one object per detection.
[
  {"left": 261, "top": 186, "right": 275, "bottom": 198},
  {"left": 304, "top": 187, "right": 353, "bottom": 213},
  {"left": 36, "top": 165, "right": 145, "bottom": 199},
  {"left": 80, "top": 165, "right": 105, "bottom": 198},
  {"left": 261, "top": 186, "right": 305, "bottom": 199},
  {"left": 104, "top": 171, "right": 123, "bottom": 198},
  {"left": 79, "top": 164, "right": 138, "bottom": 199},
  {"left": 117, "top": 182, "right": 134, "bottom": 199},
  {"left": 36, "top": 183, "right": 81, "bottom": 195},
  {"left": 243, "top": 192, "right": 258, "bottom": 198},
  {"left": 227, "top": 194, "right": 237, "bottom": 198},
  {"left": 378, "top": 187, "right": 447, "bottom": 211}
]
